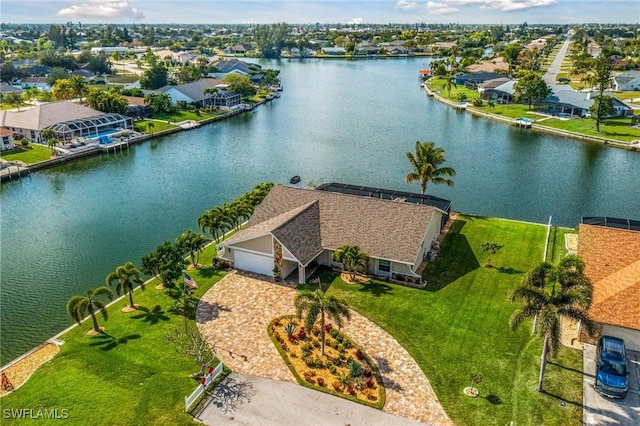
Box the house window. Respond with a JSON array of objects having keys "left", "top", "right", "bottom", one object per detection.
[{"left": 378, "top": 259, "right": 391, "bottom": 273}]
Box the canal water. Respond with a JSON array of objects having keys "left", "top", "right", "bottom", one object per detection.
[{"left": 1, "top": 57, "right": 639, "bottom": 364}]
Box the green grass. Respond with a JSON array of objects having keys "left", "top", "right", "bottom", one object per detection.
[
  {"left": 305, "top": 216, "right": 583, "bottom": 426},
  {"left": 153, "top": 110, "right": 217, "bottom": 123},
  {"left": 539, "top": 117, "right": 640, "bottom": 142},
  {"left": 546, "top": 226, "right": 575, "bottom": 263},
  {"left": 0, "top": 144, "right": 52, "bottom": 164},
  {"left": 133, "top": 119, "right": 177, "bottom": 134},
  {"left": 106, "top": 74, "right": 139, "bottom": 84},
  {"left": 610, "top": 91, "right": 640, "bottom": 101},
  {"left": 1, "top": 243, "right": 225, "bottom": 425}
]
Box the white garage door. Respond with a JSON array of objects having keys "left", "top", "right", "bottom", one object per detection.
[
  {"left": 234, "top": 250, "right": 274, "bottom": 277},
  {"left": 602, "top": 325, "right": 640, "bottom": 352}
]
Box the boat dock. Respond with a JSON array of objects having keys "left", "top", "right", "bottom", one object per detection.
[
  {"left": 514, "top": 117, "right": 533, "bottom": 128},
  {"left": 0, "top": 161, "right": 30, "bottom": 182}
]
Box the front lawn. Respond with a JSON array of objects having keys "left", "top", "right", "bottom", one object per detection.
[
  {"left": 309, "top": 216, "right": 583, "bottom": 426},
  {"left": 1, "top": 243, "right": 225, "bottom": 425},
  {"left": 0, "top": 144, "right": 52, "bottom": 164}
]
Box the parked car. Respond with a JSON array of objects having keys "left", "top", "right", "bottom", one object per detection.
[{"left": 595, "top": 335, "right": 629, "bottom": 399}]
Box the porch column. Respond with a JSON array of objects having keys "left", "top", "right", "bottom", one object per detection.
[{"left": 298, "top": 264, "right": 306, "bottom": 285}]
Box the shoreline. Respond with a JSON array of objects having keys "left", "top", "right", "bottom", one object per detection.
[
  {"left": 0, "top": 214, "right": 570, "bottom": 373},
  {"left": 1, "top": 100, "right": 269, "bottom": 182},
  {"left": 424, "top": 85, "right": 640, "bottom": 151}
]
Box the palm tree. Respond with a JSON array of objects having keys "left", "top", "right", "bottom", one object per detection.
[
  {"left": 67, "top": 286, "right": 114, "bottom": 333},
  {"left": 106, "top": 262, "right": 145, "bottom": 311},
  {"left": 405, "top": 140, "right": 455, "bottom": 195},
  {"left": 332, "top": 244, "right": 369, "bottom": 282},
  {"left": 443, "top": 72, "right": 456, "bottom": 98},
  {"left": 294, "top": 285, "right": 351, "bottom": 356},
  {"left": 69, "top": 75, "right": 88, "bottom": 104},
  {"left": 176, "top": 229, "right": 210, "bottom": 267},
  {"left": 197, "top": 206, "right": 228, "bottom": 243},
  {"left": 52, "top": 79, "right": 74, "bottom": 100},
  {"left": 510, "top": 255, "right": 594, "bottom": 392}
]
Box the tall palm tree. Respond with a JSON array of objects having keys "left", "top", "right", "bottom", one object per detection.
[
  {"left": 294, "top": 286, "right": 351, "bottom": 356},
  {"left": 69, "top": 75, "right": 88, "bottom": 104},
  {"left": 510, "top": 255, "right": 594, "bottom": 392},
  {"left": 67, "top": 286, "right": 114, "bottom": 333},
  {"left": 443, "top": 72, "right": 456, "bottom": 98},
  {"left": 332, "top": 244, "right": 369, "bottom": 282},
  {"left": 106, "top": 262, "right": 145, "bottom": 310},
  {"left": 176, "top": 229, "right": 210, "bottom": 267},
  {"left": 405, "top": 140, "right": 455, "bottom": 195}
]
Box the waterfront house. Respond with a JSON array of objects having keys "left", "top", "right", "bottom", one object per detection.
[
  {"left": 212, "top": 59, "right": 256, "bottom": 75},
  {"left": 613, "top": 70, "right": 640, "bottom": 91},
  {"left": 454, "top": 71, "right": 505, "bottom": 88},
  {"left": 479, "top": 79, "right": 515, "bottom": 103},
  {"left": 565, "top": 217, "right": 640, "bottom": 352},
  {"left": 219, "top": 184, "right": 451, "bottom": 285},
  {"left": 321, "top": 47, "right": 347, "bottom": 55},
  {"left": 478, "top": 78, "right": 513, "bottom": 102},
  {"left": 545, "top": 86, "right": 633, "bottom": 118},
  {"left": 0, "top": 127, "right": 15, "bottom": 151},
  {"left": 0, "top": 101, "right": 132, "bottom": 144},
  {"left": 203, "top": 89, "right": 241, "bottom": 109}
]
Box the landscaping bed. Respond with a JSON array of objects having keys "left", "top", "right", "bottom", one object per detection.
[{"left": 268, "top": 315, "right": 385, "bottom": 409}]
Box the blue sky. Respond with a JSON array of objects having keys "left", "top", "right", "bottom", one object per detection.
[{"left": 1, "top": 1, "right": 636, "bottom": 24}]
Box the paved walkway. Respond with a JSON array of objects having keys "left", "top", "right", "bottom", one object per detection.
[
  {"left": 196, "top": 271, "right": 452, "bottom": 425},
  {"left": 544, "top": 34, "right": 572, "bottom": 85}
]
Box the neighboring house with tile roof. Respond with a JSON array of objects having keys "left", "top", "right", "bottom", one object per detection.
[
  {"left": 220, "top": 185, "right": 448, "bottom": 284},
  {"left": 0, "top": 127, "right": 15, "bottom": 151},
  {"left": 0, "top": 101, "right": 132, "bottom": 144},
  {"left": 575, "top": 219, "right": 640, "bottom": 351}
]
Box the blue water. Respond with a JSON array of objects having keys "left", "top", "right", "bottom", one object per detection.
[{"left": 1, "top": 57, "right": 639, "bottom": 364}]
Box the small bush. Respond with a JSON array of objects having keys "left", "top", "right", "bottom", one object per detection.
[{"left": 317, "top": 377, "right": 325, "bottom": 387}]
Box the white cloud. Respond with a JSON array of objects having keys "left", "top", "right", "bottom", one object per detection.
[
  {"left": 447, "top": 0, "right": 557, "bottom": 12},
  {"left": 395, "top": 0, "right": 423, "bottom": 11},
  {"left": 426, "top": 1, "right": 459, "bottom": 15},
  {"left": 57, "top": 0, "right": 144, "bottom": 20},
  {"left": 348, "top": 17, "right": 365, "bottom": 25}
]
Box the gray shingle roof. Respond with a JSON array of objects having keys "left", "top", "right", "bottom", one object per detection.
[
  {"left": 158, "top": 79, "right": 216, "bottom": 102},
  {"left": 224, "top": 185, "right": 439, "bottom": 265}
]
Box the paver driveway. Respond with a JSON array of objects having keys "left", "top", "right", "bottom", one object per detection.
[{"left": 196, "top": 271, "right": 452, "bottom": 425}]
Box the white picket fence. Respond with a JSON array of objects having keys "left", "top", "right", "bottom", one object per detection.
[{"left": 184, "top": 362, "right": 224, "bottom": 412}]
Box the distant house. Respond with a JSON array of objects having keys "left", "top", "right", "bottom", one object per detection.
[
  {"left": 477, "top": 78, "right": 514, "bottom": 103},
  {"left": 220, "top": 184, "right": 451, "bottom": 284},
  {"left": 321, "top": 47, "right": 346, "bottom": 55},
  {"left": 355, "top": 46, "right": 380, "bottom": 56},
  {"left": 122, "top": 96, "right": 152, "bottom": 119},
  {"left": 156, "top": 80, "right": 240, "bottom": 108},
  {"left": 20, "top": 77, "right": 50, "bottom": 91},
  {"left": 0, "top": 82, "right": 23, "bottom": 96},
  {"left": 212, "top": 59, "right": 256, "bottom": 75},
  {"left": 384, "top": 45, "right": 409, "bottom": 55},
  {"left": 204, "top": 89, "right": 241, "bottom": 109},
  {"left": 0, "top": 128, "right": 15, "bottom": 151},
  {"left": 545, "top": 86, "right": 633, "bottom": 117},
  {"left": 570, "top": 217, "right": 640, "bottom": 352},
  {"left": 466, "top": 58, "right": 509, "bottom": 73},
  {"left": 613, "top": 70, "right": 640, "bottom": 91},
  {"left": 20, "top": 65, "right": 51, "bottom": 76},
  {"left": 222, "top": 44, "right": 252, "bottom": 55},
  {"left": 157, "top": 80, "right": 216, "bottom": 104},
  {"left": 454, "top": 71, "right": 505, "bottom": 87},
  {"left": 0, "top": 102, "right": 132, "bottom": 143}
]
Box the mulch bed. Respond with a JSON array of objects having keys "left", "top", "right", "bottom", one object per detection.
[{"left": 1, "top": 343, "right": 60, "bottom": 396}]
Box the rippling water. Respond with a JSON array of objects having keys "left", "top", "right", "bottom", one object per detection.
[{"left": 1, "top": 57, "right": 639, "bottom": 364}]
